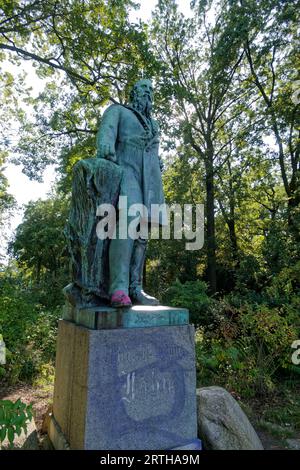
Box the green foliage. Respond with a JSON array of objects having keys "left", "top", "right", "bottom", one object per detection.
[
  {"left": 9, "top": 196, "right": 69, "bottom": 307},
  {"left": 163, "top": 279, "right": 212, "bottom": 326},
  {"left": 0, "top": 0, "right": 298, "bottom": 427},
  {"left": 0, "top": 399, "right": 33, "bottom": 447},
  {"left": 196, "top": 301, "right": 298, "bottom": 397},
  {"left": 0, "top": 154, "right": 15, "bottom": 226},
  {"left": 0, "top": 154, "right": 15, "bottom": 262},
  {"left": 260, "top": 384, "right": 300, "bottom": 432},
  {"left": 264, "top": 261, "right": 300, "bottom": 308},
  {"left": 0, "top": 270, "right": 60, "bottom": 383},
  {"left": 0, "top": 0, "right": 156, "bottom": 179},
  {"left": 33, "top": 363, "right": 55, "bottom": 392}
]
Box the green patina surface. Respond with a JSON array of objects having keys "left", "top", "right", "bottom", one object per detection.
[
  {"left": 63, "top": 305, "right": 189, "bottom": 329},
  {"left": 64, "top": 80, "right": 166, "bottom": 307},
  {"left": 64, "top": 157, "right": 122, "bottom": 302}
]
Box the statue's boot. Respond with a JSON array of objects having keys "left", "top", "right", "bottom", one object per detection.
[
  {"left": 129, "top": 238, "right": 159, "bottom": 306},
  {"left": 109, "top": 223, "right": 134, "bottom": 307},
  {"left": 111, "top": 290, "right": 132, "bottom": 308}
]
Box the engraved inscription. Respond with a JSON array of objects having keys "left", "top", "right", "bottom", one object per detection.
[{"left": 121, "top": 370, "right": 175, "bottom": 404}]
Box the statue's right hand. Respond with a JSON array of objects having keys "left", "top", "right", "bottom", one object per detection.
[{"left": 97, "top": 143, "right": 117, "bottom": 163}]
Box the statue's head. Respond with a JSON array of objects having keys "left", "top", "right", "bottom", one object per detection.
[{"left": 129, "top": 79, "right": 153, "bottom": 118}]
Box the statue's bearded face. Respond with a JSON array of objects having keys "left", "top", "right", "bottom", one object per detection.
[{"left": 130, "top": 79, "right": 154, "bottom": 118}]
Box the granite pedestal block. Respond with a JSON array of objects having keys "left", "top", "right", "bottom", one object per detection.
[{"left": 50, "top": 307, "right": 200, "bottom": 450}]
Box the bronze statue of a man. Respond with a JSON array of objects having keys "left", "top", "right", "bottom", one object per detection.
[{"left": 96, "top": 79, "right": 165, "bottom": 307}]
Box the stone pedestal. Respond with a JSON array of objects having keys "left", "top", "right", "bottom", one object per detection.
[{"left": 49, "top": 307, "right": 201, "bottom": 450}]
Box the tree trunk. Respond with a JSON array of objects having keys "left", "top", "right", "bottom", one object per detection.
[
  {"left": 227, "top": 218, "right": 239, "bottom": 264},
  {"left": 205, "top": 151, "right": 217, "bottom": 294},
  {"left": 288, "top": 171, "right": 300, "bottom": 243},
  {"left": 218, "top": 198, "right": 239, "bottom": 266},
  {"left": 228, "top": 182, "right": 239, "bottom": 264}
]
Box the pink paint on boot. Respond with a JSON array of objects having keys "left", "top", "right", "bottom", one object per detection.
[{"left": 111, "top": 290, "right": 132, "bottom": 308}]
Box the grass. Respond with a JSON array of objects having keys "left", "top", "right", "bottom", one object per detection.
[
  {"left": 243, "top": 379, "right": 300, "bottom": 442},
  {"left": 261, "top": 388, "right": 300, "bottom": 432}
]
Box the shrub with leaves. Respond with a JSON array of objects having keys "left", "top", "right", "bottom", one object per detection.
[
  {"left": 163, "top": 279, "right": 212, "bottom": 326},
  {"left": 0, "top": 399, "right": 33, "bottom": 448},
  {"left": 196, "top": 301, "right": 298, "bottom": 397},
  {"left": 0, "top": 271, "right": 60, "bottom": 383}
]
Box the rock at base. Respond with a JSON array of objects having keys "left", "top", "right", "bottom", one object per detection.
[
  {"left": 197, "top": 386, "right": 264, "bottom": 450},
  {"left": 286, "top": 438, "right": 300, "bottom": 450}
]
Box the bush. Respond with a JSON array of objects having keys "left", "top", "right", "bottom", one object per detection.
[
  {"left": 0, "top": 272, "right": 60, "bottom": 384},
  {"left": 162, "top": 279, "right": 213, "bottom": 326},
  {"left": 0, "top": 399, "right": 33, "bottom": 448},
  {"left": 196, "top": 301, "right": 298, "bottom": 398}
]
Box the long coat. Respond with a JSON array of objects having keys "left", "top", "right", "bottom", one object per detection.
[{"left": 96, "top": 104, "right": 167, "bottom": 225}]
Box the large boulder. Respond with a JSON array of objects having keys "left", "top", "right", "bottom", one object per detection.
[
  {"left": 197, "top": 386, "right": 263, "bottom": 450},
  {"left": 286, "top": 439, "right": 300, "bottom": 450}
]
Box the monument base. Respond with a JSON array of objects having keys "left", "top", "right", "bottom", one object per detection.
[
  {"left": 48, "top": 415, "right": 202, "bottom": 450},
  {"left": 50, "top": 307, "right": 200, "bottom": 450}
]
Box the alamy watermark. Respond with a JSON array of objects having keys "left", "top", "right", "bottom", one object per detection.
[
  {"left": 0, "top": 335, "right": 6, "bottom": 365},
  {"left": 291, "top": 340, "right": 300, "bottom": 365},
  {"left": 96, "top": 197, "right": 204, "bottom": 251}
]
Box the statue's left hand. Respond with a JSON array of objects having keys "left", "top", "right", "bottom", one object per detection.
[{"left": 97, "top": 143, "right": 117, "bottom": 163}]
